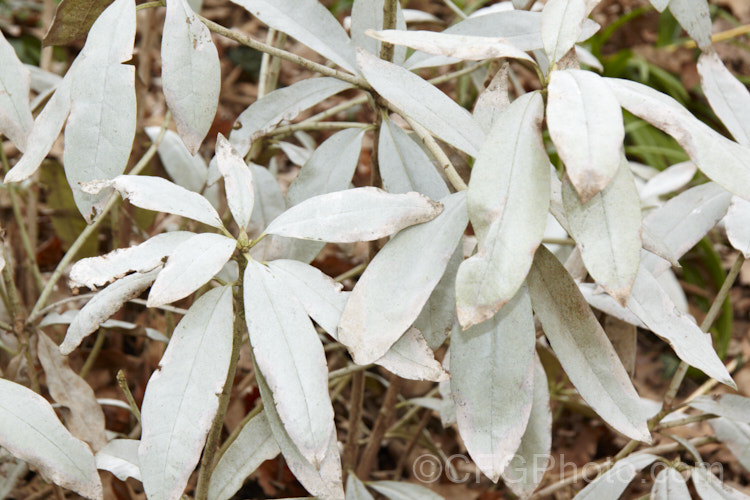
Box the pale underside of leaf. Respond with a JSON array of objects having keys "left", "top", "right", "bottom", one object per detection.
[
  {"left": 0, "top": 379, "right": 102, "bottom": 499},
  {"left": 562, "top": 157, "right": 641, "bottom": 305},
  {"left": 372, "top": 327, "right": 449, "bottom": 382},
  {"left": 573, "top": 453, "right": 658, "bottom": 499},
  {"left": 651, "top": 467, "right": 690, "bottom": 500},
  {"left": 366, "top": 29, "right": 535, "bottom": 63},
  {"left": 547, "top": 69, "right": 624, "bottom": 202},
  {"left": 356, "top": 48, "right": 485, "bottom": 157},
  {"left": 69, "top": 231, "right": 194, "bottom": 289},
  {"left": 162, "top": 0, "right": 221, "bottom": 154},
  {"left": 527, "top": 245, "right": 650, "bottom": 442},
  {"left": 451, "top": 287, "right": 536, "bottom": 482},
  {"left": 145, "top": 127, "right": 208, "bottom": 192},
  {"left": 254, "top": 369, "right": 344, "bottom": 500},
  {"left": 691, "top": 466, "right": 750, "bottom": 500},
  {"left": 231, "top": 0, "right": 357, "bottom": 73},
  {"left": 4, "top": 68, "right": 72, "bottom": 183},
  {"left": 627, "top": 265, "right": 735, "bottom": 388},
  {"left": 244, "top": 260, "right": 335, "bottom": 468},
  {"left": 338, "top": 192, "right": 467, "bottom": 364},
  {"left": 501, "top": 354, "right": 553, "bottom": 499},
  {"left": 710, "top": 418, "right": 750, "bottom": 472},
  {"left": 147, "top": 233, "right": 236, "bottom": 307},
  {"left": 349, "top": 0, "right": 407, "bottom": 65},
  {"left": 605, "top": 78, "right": 750, "bottom": 203},
  {"left": 725, "top": 196, "right": 750, "bottom": 258},
  {"left": 139, "top": 286, "right": 233, "bottom": 500},
  {"left": 88, "top": 175, "right": 224, "bottom": 229},
  {"left": 62, "top": 269, "right": 160, "bottom": 354},
  {"left": 207, "top": 412, "right": 280, "bottom": 500},
  {"left": 216, "top": 133, "right": 254, "bottom": 230},
  {"left": 378, "top": 113, "right": 449, "bottom": 201},
  {"left": 541, "top": 0, "right": 587, "bottom": 64},
  {"left": 264, "top": 187, "right": 443, "bottom": 243},
  {"left": 229, "top": 77, "right": 353, "bottom": 156},
  {"left": 456, "top": 91, "right": 549, "bottom": 328},
  {"left": 668, "top": 0, "right": 712, "bottom": 50},
  {"left": 95, "top": 440, "right": 141, "bottom": 482},
  {"left": 0, "top": 31, "right": 33, "bottom": 151},
  {"left": 473, "top": 63, "right": 510, "bottom": 134},
  {"left": 690, "top": 394, "right": 750, "bottom": 424},
  {"left": 698, "top": 50, "right": 750, "bottom": 147}
]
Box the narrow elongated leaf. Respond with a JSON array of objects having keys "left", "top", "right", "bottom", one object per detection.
[
  {"left": 95, "top": 440, "right": 141, "bottom": 482},
  {"left": 356, "top": 48, "right": 484, "bottom": 157},
  {"left": 229, "top": 78, "right": 353, "bottom": 156},
  {"left": 541, "top": 0, "right": 587, "bottom": 64},
  {"left": 378, "top": 114, "right": 449, "bottom": 200},
  {"left": 139, "top": 286, "right": 233, "bottom": 500},
  {"left": 641, "top": 182, "right": 731, "bottom": 276},
  {"left": 692, "top": 466, "right": 750, "bottom": 500},
  {"left": 527, "top": 246, "right": 650, "bottom": 442},
  {"left": 626, "top": 266, "right": 735, "bottom": 388},
  {"left": 374, "top": 327, "right": 449, "bottom": 382},
  {"left": 710, "top": 418, "right": 750, "bottom": 471},
  {"left": 573, "top": 453, "right": 658, "bottom": 499},
  {"left": 162, "top": 0, "right": 220, "bottom": 154},
  {"left": 651, "top": 467, "right": 690, "bottom": 500},
  {"left": 605, "top": 78, "right": 750, "bottom": 202},
  {"left": 350, "top": 0, "right": 407, "bottom": 65},
  {"left": 698, "top": 51, "right": 750, "bottom": 146},
  {"left": 269, "top": 261, "right": 447, "bottom": 381},
  {"left": 338, "top": 192, "right": 466, "bottom": 364},
  {"left": 265, "top": 187, "right": 442, "bottom": 243},
  {"left": 267, "top": 259, "right": 346, "bottom": 336},
  {"left": 669, "top": 0, "right": 712, "bottom": 50},
  {"left": 368, "top": 481, "right": 444, "bottom": 500},
  {"left": 451, "top": 287, "right": 536, "bottom": 482},
  {"left": 473, "top": 64, "right": 510, "bottom": 134},
  {"left": 414, "top": 246, "right": 461, "bottom": 349},
  {"left": 4, "top": 69, "right": 72, "bottom": 183},
  {"left": 578, "top": 283, "right": 648, "bottom": 329},
  {"left": 89, "top": 175, "right": 223, "bottom": 228},
  {"left": 404, "top": 11, "right": 543, "bottom": 69},
  {"left": 63, "top": 0, "right": 136, "bottom": 220},
  {"left": 346, "top": 474, "right": 374, "bottom": 500},
  {"left": 456, "top": 92, "right": 549, "bottom": 328},
  {"left": 562, "top": 158, "right": 641, "bottom": 304},
  {"left": 725, "top": 196, "right": 750, "bottom": 257},
  {"left": 649, "top": 0, "right": 669, "bottom": 13},
  {"left": 244, "top": 260, "right": 335, "bottom": 468},
  {"left": 37, "top": 332, "right": 107, "bottom": 451},
  {"left": 287, "top": 128, "right": 364, "bottom": 206},
  {"left": 145, "top": 127, "right": 208, "bottom": 192},
  {"left": 639, "top": 161, "right": 697, "bottom": 201},
  {"left": 501, "top": 355, "right": 552, "bottom": 499},
  {"left": 255, "top": 370, "right": 344, "bottom": 500},
  {"left": 0, "top": 31, "right": 32, "bottom": 151},
  {"left": 367, "top": 30, "right": 534, "bottom": 63},
  {"left": 231, "top": 0, "right": 357, "bottom": 73},
  {"left": 62, "top": 269, "right": 159, "bottom": 354},
  {"left": 0, "top": 379, "right": 102, "bottom": 499},
  {"left": 216, "top": 134, "right": 254, "bottom": 230},
  {"left": 690, "top": 395, "right": 750, "bottom": 423},
  {"left": 147, "top": 233, "right": 235, "bottom": 306},
  {"left": 207, "top": 412, "right": 280, "bottom": 500},
  {"left": 70, "top": 231, "right": 194, "bottom": 288},
  {"left": 548, "top": 69, "right": 624, "bottom": 201}
]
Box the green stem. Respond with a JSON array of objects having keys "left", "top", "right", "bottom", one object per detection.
[
  {"left": 116, "top": 370, "right": 141, "bottom": 425},
  {"left": 195, "top": 257, "right": 247, "bottom": 500},
  {"left": 215, "top": 402, "right": 264, "bottom": 465},
  {"left": 28, "top": 112, "right": 171, "bottom": 321},
  {"left": 79, "top": 328, "right": 106, "bottom": 378}
]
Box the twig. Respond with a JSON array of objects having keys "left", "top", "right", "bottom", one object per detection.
[
  {"left": 116, "top": 370, "right": 141, "bottom": 425},
  {"left": 356, "top": 373, "right": 402, "bottom": 479},
  {"left": 343, "top": 371, "right": 366, "bottom": 475},
  {"left": 198, "top": 16, "right": 369, "bottom": 89},
  {"left": 215, "top": 402, "right": 264, "bottom": 464},
  {"left": 266, "top": 121, "right": 373, "bottom": 138},
  {"left": 394, "top": 409, "right": 432, "bottom": 478},
  {"left": 195, "top": 259, "right": 247, "bottom": 500},
  {"left": 329, "top": 362, "right": 373, "bottom": 381},
  {"left": 335, "top": 263, "right": 367, "bottom": 283},
  {"left": 79, "top": 328, "right": 106, "bottom": 378}
]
